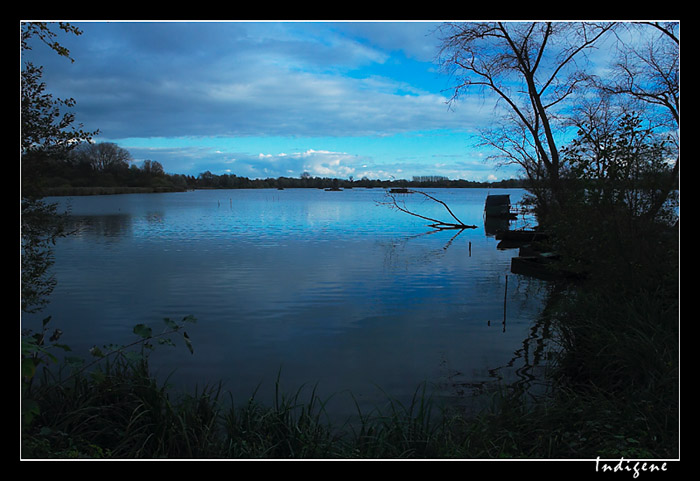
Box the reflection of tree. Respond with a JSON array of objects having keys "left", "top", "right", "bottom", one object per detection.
[
  {"left": 21, "top": 199, "right": 66, "bottom": 314},
  {"left": 145, "top": 211, "right": 166, "bottom": 224},
  {"left": 64, "top": 215, "right": 134, "bottom": 240},
  {"left": 438, "top": 277, "right": 555, "bottom": 408},
  {"left": 379, "top": 227, "right": 469, "bottom": 272}
]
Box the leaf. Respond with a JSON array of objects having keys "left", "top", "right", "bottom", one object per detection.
[
  {"left": 163, "top": 318, "right": 178, "bottom": 330},
  {"left": 90, "top": 370, "right": 106, "bottom": 383},
  {"left": 21, "top": 358, "right": 37, "bottom": 379},
  {"left": 133, "top": 324, "right": 153, "bottom": 339},
  {"left": 21, "top": 338, "right": 39, "bottom": 355},
  {"left": 22, "top": 399, "right": 40, "bottom": 426},
  {"left": 122, "top": 351, "right": 144, "bottom": 363},
  {"left": 49, "top": 328, "right": 63, "bottom": 342},
  {"left": 53, "top": 342, "right": 72, "bottom": 352},
  {"left": 64, "top": 356, "right": 85, "bottom": 371},
  {"left": 89, "top": 345, "right": 104, "bottom": 358},
  {"left": 183, "top": 331, "right": 194, "bottom": 355}
]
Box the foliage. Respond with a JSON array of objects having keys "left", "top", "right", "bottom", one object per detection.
[
  {"left": 559, "top": 112, "right": 677, "bottom": 220},
  {"left": 22, "top": 364, "right": 679, "bottom": 459},
  {"left": 21, "top": 22, "right": 96, "bottom": 320},
  {"left": 21, "top": 22, "right": 83, "bottom": 61},
  {"left": 21, "top": 23, "right": 99, "bottom": 199},
  {"left": 536, "top": 111, "right": 678, "bottom": 282},
  {"left": 21, "top": 315, "right": 197, "bottom": 434},
  {"left": 517, "top": 106, "right": 680, "bottom": 460}
]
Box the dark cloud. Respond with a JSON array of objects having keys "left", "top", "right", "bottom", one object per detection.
[{"left": 23, "top": 21, "right": 487, "bottom": 140}]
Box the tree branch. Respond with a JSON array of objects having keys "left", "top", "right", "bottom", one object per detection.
[{"left": 379, "top": 189, "right": 477, "bottom": 230}]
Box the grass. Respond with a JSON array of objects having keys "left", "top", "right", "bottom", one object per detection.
[
  {"left": 21, "top": 321, "right": 678, "bottom": 460},
  {"left": 21, "top": 359, "right": 453, "bottom": 459}
]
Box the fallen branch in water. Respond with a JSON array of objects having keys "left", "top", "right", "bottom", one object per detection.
[{"left": 379, "top": 189, "right": 477, "bottom": 230}]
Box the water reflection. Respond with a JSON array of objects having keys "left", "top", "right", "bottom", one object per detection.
[
  {"left": 484, "top": 215, "right": 511, "bottom": 236},
  {"left": 27, "top": 188, "right": 550, "bottom": 421},
  {"left": 64, "top": 214, "right": 134, "bottom": 240},
  {"left": 436, "top": 275, "right": 555, "bottom": 414}
]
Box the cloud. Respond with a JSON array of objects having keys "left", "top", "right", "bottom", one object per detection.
[
  {"left": 125, "top": 138, "right": 522, "bottom": 181},
  {"left": 26, "top": 22, "right": 484, "bottom": 140},
  {"left": 242, "top": 149, "right": 363, "bottom": 178},
  {"left": 24, "top": 21, "right": 519, "bottom": 181},
  {"left": 329, "top": 21, "right": 444, "bottom": 62},
  {"left": 125, "top": 143, "right": 367, "bottom": 179}
]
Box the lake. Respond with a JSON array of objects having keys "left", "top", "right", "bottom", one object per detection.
[{"left": 24, "top": 188, "right": 551, "bottom": 421}]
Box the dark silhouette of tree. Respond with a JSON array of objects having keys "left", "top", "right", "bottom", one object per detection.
[
  {"left": 21, "top": 22, "right": 98, "bottom": 198},
  {"left": 437, "top": 22, "right": 615, "bottom": 209},
  {"left": 598, "top": 22, "right": 679, "bottom": 221}
]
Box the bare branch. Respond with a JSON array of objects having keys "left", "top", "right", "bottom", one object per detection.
[{"left": 379, "top": 189, "right": 477, "bottom": 230}]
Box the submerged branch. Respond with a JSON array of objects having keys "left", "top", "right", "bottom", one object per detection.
[{"left": 379, "top": 189, "right": 477, "bottom": 230}]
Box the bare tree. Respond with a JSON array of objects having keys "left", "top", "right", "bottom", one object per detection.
[
  {"left": 598, "top": 22, "right": 679, "bottom": 221},
  {"left": 605, "top": 22, "right": 679, "bottom": 128},
  {"left": 437, "top": 21, "right": 615, "bottom": 206},
  {"left": 70, "top": 142, "right": 133, "bottom": 172}
]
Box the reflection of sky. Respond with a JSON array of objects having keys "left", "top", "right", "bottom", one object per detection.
[{"left": 31, "top": 188, "right": 547, "bottom": 419}]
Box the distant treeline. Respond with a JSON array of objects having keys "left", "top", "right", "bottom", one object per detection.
[
  {"left": 34, "top": 142, "right": 527, "bottom": 196},
  {"left": 42, "top": 170, "right": 527, "bottom": 196},
  {"left": 189, "top": 171, "right": 527, "bottom": 190}
]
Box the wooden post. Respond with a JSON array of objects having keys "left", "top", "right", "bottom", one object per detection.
[{"left": 503, "top": 274, "right": 508, "bottom": 332}]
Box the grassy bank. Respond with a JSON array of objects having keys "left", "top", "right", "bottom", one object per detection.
[{"left": 20, "top": 352, "right": 678, "bottom": 459}]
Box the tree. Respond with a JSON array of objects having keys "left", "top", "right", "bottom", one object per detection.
[
  {"left": 604, "top": 22, "right": 678, "bottom": 129},
  {"left": 21, "top": 22, "right": 98, "bottom": 198},
  {"left": 21, "top": 22, "right": 83, "bottom": 62},
  {"left": 142, "top": 159, "right": 165, "bottom": 176},
  {"left": 69, "top": 142, "right": 133, "bottom": 173},
  {"left": 197, "top": 170, "right": 218, "bottom": 188},
  {"left": 597, "top": 22, "right": 679, "bottom": 221},
  {"left": 21, "top": 22, "right": 96, "bottom": 313},
  {"left": 437, "top": 21, "right": 615, "bottom": 209},
  {"left": 562, "top": 110, "right": 676, "bottom": 220}
]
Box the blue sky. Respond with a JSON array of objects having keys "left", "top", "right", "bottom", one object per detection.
[{"left": 22, "top": 21, "right": 523, "bottom": 181}]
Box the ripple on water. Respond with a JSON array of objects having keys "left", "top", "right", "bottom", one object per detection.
[{"left": 30, "top": 189, "right": 548, "bottom": 419}]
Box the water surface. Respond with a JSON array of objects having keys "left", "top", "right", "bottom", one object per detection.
[{"left": 25, "top": 188, "right": 549, "bottom": 419}]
